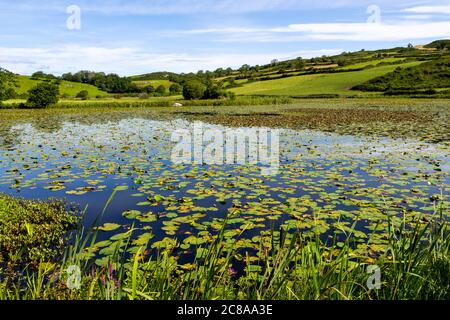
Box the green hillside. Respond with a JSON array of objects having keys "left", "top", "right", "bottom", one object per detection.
[
  {"left": 129, "top": 72, "right": 178, "bottom": 81},
  {"left": 424, "top": 40, "right": 450, "bottom": 50},
  {"left": 230, "top": 61, "right": 422, "bottom": 97},
  {"left": 13, "top": 76, "right": 109, "bottom": 97},
  {"left": 353, "top": 58, "right": 450, "bottom": 92},
  {"left": 132, "top": 80, "right": 173, "bottom": 88}
]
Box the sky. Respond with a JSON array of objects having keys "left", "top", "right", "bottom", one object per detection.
[{"left": 0, "top": 0, "right": 450, "bottom": 76}]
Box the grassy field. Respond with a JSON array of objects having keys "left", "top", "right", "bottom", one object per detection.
[
  {"left": 340, "top": 58, "right": 406, "bottom": 70},
  {"left": 132, "top": 79, "right": 173, "bottom": 88},
  {"left": 12, "top": 76, "right": 109, "bottom": 97},
  {"left": 231, "top": 62, "right": 422, "bottom": 96}
]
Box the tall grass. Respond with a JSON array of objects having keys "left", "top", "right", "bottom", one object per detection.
[
  {"left": 0, "top": 189, "right": 448, "bottom": 300},
  {"left": 1, "top": 95, "right": 295, "bottom": 110}
]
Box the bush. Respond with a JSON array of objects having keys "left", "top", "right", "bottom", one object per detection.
[
  {"left": 203, "top": 84, "right": 226, "bottom": 99},
  {"left": 26, "top": 83, "right": 59, "bottom": 108},
  {"left": 144, "top": 85, "right": 155, "bottom": 94},
  {"left": 0, "top": 194, "right": 77, "bottom": 274},
  {"left": 138, "top": 93, "right": 149, "bottom": 99},
  {"left": 75, "top": 90, "right": 89, "bottom": 100},
  {"left": 182, "top": 80, "right": 206, "bottom": 100},
  {"left": 169, "top": 83, "right": 182, "bottom": 94},
  {"left": 155, "top": 85, "right": 166, "bottom": 96}
]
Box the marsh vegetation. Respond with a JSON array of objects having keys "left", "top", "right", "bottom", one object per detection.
[{"left": 0, "top": 101, "right": 448, "bottom": 300}]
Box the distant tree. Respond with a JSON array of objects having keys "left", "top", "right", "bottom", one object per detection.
[
  {"left": 295, "top": 57, "right": 305, "bottom": 70},
  {"left": 203, "top": 83, "right": 224, "bottom": 99},
  {"left": 0, "top": 68, "right": 16, "bottom": 103},
  {"left": 214, "top": 68, "right": 225, "bottom": 77},
  {"left": 336, "top": 59, "right": 346, "bottom": 67},
  {"left": 61, "top": 72, "right": 74, "bottom": 82},
  {"left": 182, "top": 80, "right": 206, "bottom": 100},
  {"left": 144, "top": 85, "right": 155, "bottom": 94},
  {"left": 26, "top": 82, "right": 59, "bottom": 108},
  {"left": 155, "top": 85, "right": 166, "bottom": 95},
  {"left": 138, "top": 93, "right": 149, "bottom": 99},
  {"left": 169, "top": 83, "right": 182, "bottom": 94},
  {"left": 75, "top": 90, "right": 89, "bottom": 100},
  {"left": 239, "top": 64, "right": 251, "bottom": 77},
  {"left": 31, "top": 71, "right": 46, "bottom": 79}
]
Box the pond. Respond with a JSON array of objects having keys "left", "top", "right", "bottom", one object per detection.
[{"left": 0, "top": 111, "right": 448, "bottom": 266}]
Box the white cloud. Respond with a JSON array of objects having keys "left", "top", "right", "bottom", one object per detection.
[
  {"left": 0, "top": 45, "right": 342, "bottom": 75},
  {"left": 2, "top": 0, "right": 435, "bottom": 16},
  {"left": 59, "top": 0, "right": 385, "bottom": 15},
  {"left": 402, "top": 15, "right": 434, "bottom": 20},
  {"left": 404, "top": 5, "right": 450, "bottom": 14},
  {"left": 179, "top": 21, "right": 450, "bottom": 42}
]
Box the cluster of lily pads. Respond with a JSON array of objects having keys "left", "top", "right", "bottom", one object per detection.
[{"left": 0, "top": 110, "right": 448, "bottom": 270}]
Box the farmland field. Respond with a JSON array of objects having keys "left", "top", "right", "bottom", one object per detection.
[
  {"left": 231, "top": 62, "right": 423, "bottom": 96},
  {"left": 132, "top": 79, "right": 173, "bottom": 88},
  {"left": 13, "top": 76, "right": 109, "bottom": 97}
]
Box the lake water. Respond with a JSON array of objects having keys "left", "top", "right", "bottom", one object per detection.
[{"left": 0, "top": 112, "right": 448, "bottom": 263}]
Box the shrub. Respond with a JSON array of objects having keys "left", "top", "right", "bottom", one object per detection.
[
  {"left": 203, "top": 84, "right": 226, "bottom": 99},
  {"left": 182, "top": 80, "right": 207, "bottom": 100},
  {"left": 26, "top": 83, "right": 59, "bottom": 108},
  {"left": 75, "top": 90, "right": 89, "bottom": 100},
  {"left": 155, "top": 85, "right": 166, "bottom": 96},
  {"left": 138, "top": 93, "right": 149, "bottom": 99},
  {"left": 144, "top": 85, "right": 155, "bottom": 94},
  {"left": 0, "top": 194, "right": 77, "bottom": 274},
  {"left": 169, "top": 83, "right": 182, "bottom": 94}
]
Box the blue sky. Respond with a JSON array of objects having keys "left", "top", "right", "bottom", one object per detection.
[{"left": 1, "top": 0, "right": 450, "bottom": 76}]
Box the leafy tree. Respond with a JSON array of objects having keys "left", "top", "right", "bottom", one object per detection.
[
  {"left": 182, "top": 80, "right": 206, "bottom": 100},
  {"left": 31, "top": 71, "right": 57, "bottom": 80},
  {"left": 31, "top": 71, "right": 46, "bottom": 79},
  {"left": 203, "top": 83, "right": 224, "bottom": 99},
  {"left": 156, "top": 85, "right": 166, "bottom": 95},
  {"left": 0, "top": 68, "right": 16, "bottom": 103},
  {"left": 295, "top": 57, "right": 305, "bottom": 70},
  {"left": 169, "top": 83, "right": 182, "bottom": 94},
  {"left": 26, "top": 83, "right": 59, "bottom": 108},
  {"left": 61, "top": 70, "right": 139, "bottom": 94},
  {"left": 75, "top": 90, "right": 89, "bottom": 100},
  {"left": 144, "top": 85, "right": 155, "bottom": 94}
]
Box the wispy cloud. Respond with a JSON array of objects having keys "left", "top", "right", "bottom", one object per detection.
[
  {"left": 3, "top": 0, "right": 442, "bottom": 16},
  {"left": 404, "top": 5, "right": 450, "bottom": 14},
  {"left": 0, "top": 0, "right": 343, "bottom": 15},
  {"left": 177, "top": 21, "right": 450, "bottom": 42},
  {"left": 0, "top": 45, "right": 342, "bottom": 75}
]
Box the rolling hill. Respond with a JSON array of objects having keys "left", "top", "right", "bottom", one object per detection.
[
  {"left": 13, "top": 76, "right": 109, "bottom": 97},
  {"left": 4, "top": 39, "right": 450, "bottom": 102},
  {"left": 353, "top": 58, "right": 450, "bottom": 93},
  {"left": 230, "top": 61, "right": 423, "bottom": 97}
]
